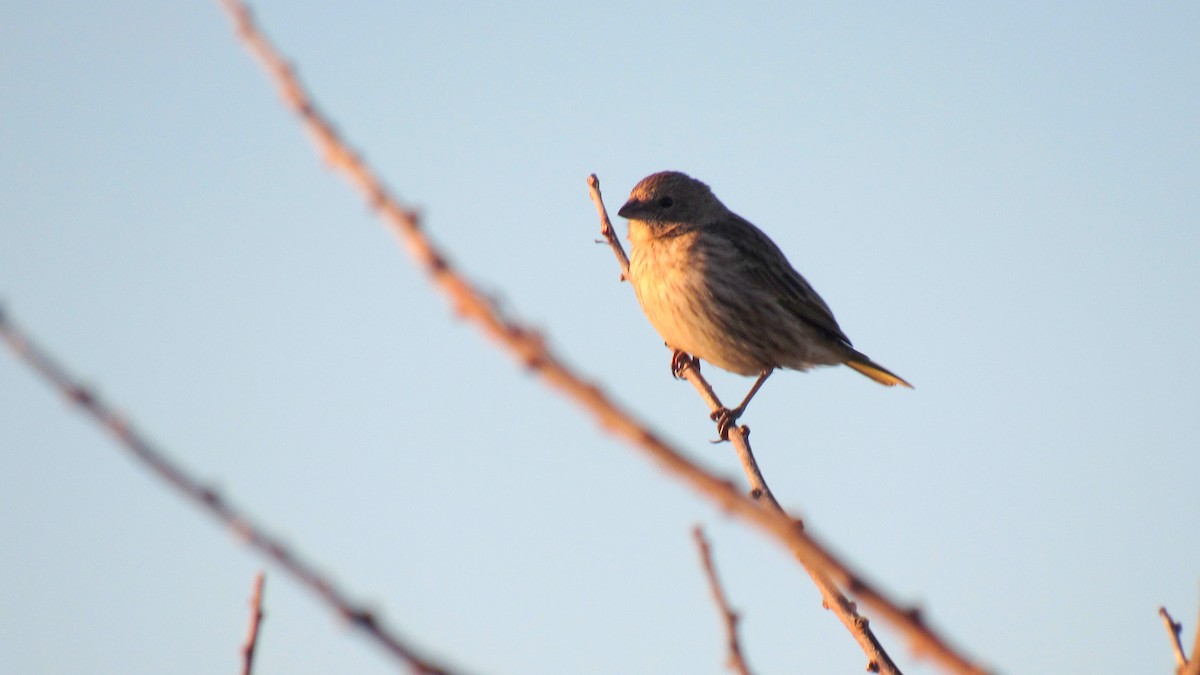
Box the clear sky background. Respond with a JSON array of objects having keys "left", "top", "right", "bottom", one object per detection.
[{"left": 2, "top": 2, "right": 1198, "bottom": 674}]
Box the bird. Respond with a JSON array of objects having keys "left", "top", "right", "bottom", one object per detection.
[{"left": 617, "top": 170, "right": 910, "bottom": 438}]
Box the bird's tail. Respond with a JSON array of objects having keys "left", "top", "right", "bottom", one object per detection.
[{"left": 845, "top": 352, "right": 913, "bottom": 389}]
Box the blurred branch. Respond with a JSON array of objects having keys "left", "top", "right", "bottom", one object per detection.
[
  {"left": 242, "top": 572, "right": 266, "bottom": 675},
  {"left": 693, "top": 527, "right": 754, "bottom": 675},
  {"left": 216, "top": 2, "right": 990, "bottom": 674},
  {"left": 0, "top": 310, "right": 455, "bottom": 675}
]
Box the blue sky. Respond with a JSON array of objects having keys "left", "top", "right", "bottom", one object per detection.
[{"left": 2, "top": 2, "right": 1198, "bottom": 673}]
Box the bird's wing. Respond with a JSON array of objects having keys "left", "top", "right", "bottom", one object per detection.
[{"left": 719, "top": 215, "right": 853, "bottom": 347}]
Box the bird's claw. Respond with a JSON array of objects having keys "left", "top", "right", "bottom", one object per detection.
[
  {"left": 670, "top": 350, "right": 697, "bottom": 379},
  {"left": 709, "top": 407, "right": 746, "bottom": 442}
]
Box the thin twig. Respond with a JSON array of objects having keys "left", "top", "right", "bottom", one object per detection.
[
  {"left": 589, "top": 174, "right": 629, "bottom": 281},
  {"left": 1161, "top": 607, "right": 1188, "bottom": 671},
  {"left": 0, "top": 311, "right": 455, "bottom": 675},
  {"left": 242, "top": 572, "right": 266, "bottom": 675},
  {"left": 590, "top": 175, "right": 901, "bottom": 674},
  {"left": 693, "top": 527, "right": 754, "bottom": 675},
  {"left": 672, "top": 355, "right": 782, "bottom": 509},
  {"left": 214, "top": 4, "right": 991, "bottom": 673}
]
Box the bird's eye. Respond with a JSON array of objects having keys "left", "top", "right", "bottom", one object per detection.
[{"left": 658, "top": 196, "right": 674, "bottom": 208}]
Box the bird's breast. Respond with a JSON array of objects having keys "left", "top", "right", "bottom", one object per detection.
[{"left": 627, "top": 224, "right": 755, "bottom": 371}]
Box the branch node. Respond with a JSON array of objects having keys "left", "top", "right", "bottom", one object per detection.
[
  {"left": 200, "top": 488, "right": 220, "bottom": 507},
  {"left": 348, "top": 609, "right": 378, "bottom": 630},
  {"left": 846, "top": 576, "right": 866, "bottom": 594},
  {"left": 67, "top": 386, "right": 93, "bottom": 406}
]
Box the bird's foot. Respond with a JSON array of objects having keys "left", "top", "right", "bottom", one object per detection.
[
  {"left": 670, "top": 350, "right": 698, "bottom": 379},
  {"left": 709, "top": 406, "right": 747, "bottom": 442}
]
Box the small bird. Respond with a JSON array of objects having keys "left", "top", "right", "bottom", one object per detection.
[{"left": 617, "top": 171, "right": 910, "bottom": 438}]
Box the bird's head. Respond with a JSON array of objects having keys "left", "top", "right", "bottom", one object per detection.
[{"left": 618, "top": 171, "right": 727, "bottom": 227}]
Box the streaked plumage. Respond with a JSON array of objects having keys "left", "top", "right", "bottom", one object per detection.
[{"left": 618, "top": 171, "right": 909, "bottom": 434}]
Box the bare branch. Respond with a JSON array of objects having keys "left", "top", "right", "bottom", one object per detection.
[
  {"left": 669, "top": 354, "right": 781, "bottom": 507},
  {"left": 659, "top": 350, "right": 895, "bottom": 671},
  {"left": 213, "top": 4, "right": 991, "bottom": 673},
  {"left": 0, "top": 311, "right": 456, "bottom": 675},
  {"left": 242, "top": 572, "right": 266, "bottom": 675},
  {"left": 693, "top": 527, "right": 754, "bottom": 675},
  {"left": 670, "top": 351, "right": 903, "bottom": 673}
]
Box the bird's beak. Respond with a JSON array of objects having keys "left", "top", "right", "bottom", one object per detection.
[{"left": 617, "top": 199, "right": 642, "bottom": 219}]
